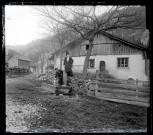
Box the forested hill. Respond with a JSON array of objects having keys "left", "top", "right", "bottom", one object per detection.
[
  {"left": 109, "top": 28, "right": 149, "bottom": 47},
  {"left": 6, "top": 36, "right": 60, "bottom": 62}
]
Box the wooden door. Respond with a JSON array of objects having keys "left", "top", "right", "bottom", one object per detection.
[{"left": 100, "top": 61, "right": 105, "bottom": 72}]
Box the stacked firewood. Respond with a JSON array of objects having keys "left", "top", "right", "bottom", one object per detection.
[
  {"left": 8, "top": 67, "right": 29, "bottom": 73},
  {"left": 33, "top": 71, "right": 97, "bottom": 96},
  {"left": 33, "top": 70, "right": 56, "bottom": 84},
  {"left": 69, "top": 76, "right": 91, "bottom": 96}
]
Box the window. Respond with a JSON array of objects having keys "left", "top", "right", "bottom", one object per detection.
[
  {"left": 117, "top": 58, "right": 129, "bottom": 68},
  {"left": 88, "top": 59, "right": 95, "bottom": 68},
  {"left": 86, "top": 44, "right": 89, "bottom": 50}
]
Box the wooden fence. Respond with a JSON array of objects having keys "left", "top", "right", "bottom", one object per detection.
[{"left": 86, "top": 79, "right": 150, "bottom": 107}]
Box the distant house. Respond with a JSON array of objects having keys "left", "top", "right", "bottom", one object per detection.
[
  {"left": 8, "top": 49, "right": 32, "bottom": 69},
  {"left": 37, "top": 61, "right": 49, "bottom": 73},
  {"left": 49, "top": 31, "right": 149, "bottom": 81},
  {"left": 30, "top": 62, "right": 37, "bottom": 73}
]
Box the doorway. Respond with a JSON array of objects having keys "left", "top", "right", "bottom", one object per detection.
[{"left": 100, "top": 61, "right": 105, "bottom": 72}]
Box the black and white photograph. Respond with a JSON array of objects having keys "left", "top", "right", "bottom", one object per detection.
[{"left": 4, "top": 4, "right": 150, "bottom": 133}]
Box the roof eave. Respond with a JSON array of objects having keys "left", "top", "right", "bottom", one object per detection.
[
  {"left": 50, "top": 30, "right": 147, "bottom": 57},
  {"left": 101, "top": 31, "right": 147, "bottom": 51}
]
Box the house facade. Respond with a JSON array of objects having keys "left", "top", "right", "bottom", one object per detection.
[
  {"left": 7, "top": 49, "right": 32, "bottom": 69},
  {"left": 51, "top": 32, "right": 149, "bottom": 81},
  {"left": 30, "top": 62, "right": 37, "bottom": 73}
]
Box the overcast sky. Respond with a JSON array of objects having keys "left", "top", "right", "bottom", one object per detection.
[
  {"left": 5, "top": 5, "right": 43, "bottom": 46},
  {"left": 5, "top": 5, "right": 112, "bottom": 46}
]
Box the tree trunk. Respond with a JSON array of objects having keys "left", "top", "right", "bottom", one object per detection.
[
  {"left": 41, "top": 54, "right": 44, "bottom": 73},
  {"left": 41, "top": 59, "right": 43, "bottom": 73},
  {"left": 82, "top": 38, "right": 94, "bottom": 79},
  {"left": 59, "top": 44, "right": 63, "bottom": 70}
]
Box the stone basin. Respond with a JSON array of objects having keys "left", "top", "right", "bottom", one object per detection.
[{"left": 41, "top": 83, "right": 72, "bottom": 95}]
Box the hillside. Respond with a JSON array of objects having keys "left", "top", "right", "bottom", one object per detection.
[
  {"left": 6, "top": 36, "right": 60, "bottom": 62},
  {"left": 109, "top": 28, "right": 149, "bottom": 47}
]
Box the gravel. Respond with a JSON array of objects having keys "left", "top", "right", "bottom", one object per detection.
[{"left": 6, "top": 95, "right": 46, "bottom": 133}]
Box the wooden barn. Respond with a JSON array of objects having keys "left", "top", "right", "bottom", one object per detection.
[
  {"left": 50, "top": 31, "right": 149, "bottom": 81},
  {"left": 7, "top": 49, "right": 37, "bottom": 72}
]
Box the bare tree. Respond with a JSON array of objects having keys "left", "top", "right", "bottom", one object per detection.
[
  {"left": 50, "top": 24, "right": 75, "bottom": 69},
  {"left": 32, "top": 7, "right": 79, "bottom": 70},
  {"left": 33, "top": 6, "right": 145, "bottom": 79}
]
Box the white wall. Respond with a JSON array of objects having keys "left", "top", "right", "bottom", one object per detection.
[
  {"left": 93, "top": 54, "right": 148, "bottom": 81},
  {"left": 54, "top": 54, "right": 148, "bottom": 81},
  {"left": 30, "top": 67, "right": 37, "bottom": 73}
]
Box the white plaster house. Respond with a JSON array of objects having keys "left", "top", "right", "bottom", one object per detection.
[{"left": 49, "top": 31, "right": 149, "bottom": 81}]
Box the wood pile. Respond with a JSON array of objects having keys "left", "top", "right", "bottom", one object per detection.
[
  {"left": 8, "top": 67, "right": 29, "bottom": 73},
  {"left": 34, "top": 72, "right": 96, "bottom": 96},
  {"left": 33, "top": 70, "right": 56, "bottom": 84},
  {"left": 69, "top": 77, "right": 90, "bottom": 96}
]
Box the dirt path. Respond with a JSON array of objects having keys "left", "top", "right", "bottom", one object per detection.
[{"left": 6, "top": 74, "right": 147, "bottom": 133}]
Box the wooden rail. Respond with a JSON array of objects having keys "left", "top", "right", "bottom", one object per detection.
[{"left": 86, "top": 80, "right": 150, "bottom": 107}]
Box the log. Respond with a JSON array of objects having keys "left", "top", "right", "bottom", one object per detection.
[
  {"left": 56, "top": 85, "right": 71, "bottom": 95},
  {"left": 95, "top": 92, "right": 149, "bottom": 103},
  {"left": 97, "top": 82, "right": 149, "bottom": 93},
  {"left": 96, "top": 96, "right": 149, "bottom": 107},
  {"left": 97, "top": 88, "right": 149, "bottom": 98}
]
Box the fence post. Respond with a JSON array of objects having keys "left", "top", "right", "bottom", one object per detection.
[
  {"left": 87, "top": 79, "right": 91, "bottom": 96},
  {"left": 136, "top": 89, "right": 139, "bottom": 99},
  {"left": 95, "top": 81, "right": 98, "bottom": 97}
]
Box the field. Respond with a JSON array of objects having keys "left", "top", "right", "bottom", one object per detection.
[{"left": 6, "top": 74, "right": 148, "bottom": 133}]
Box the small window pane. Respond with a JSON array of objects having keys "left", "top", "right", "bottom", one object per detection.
[
  {"left": 86, "top": 45, "right": 89, "bottom": 50},
  {"left": 88, "top": 59, "right": 95, "bottom": 68},
  {"left": 117, "top": 58, "right": 128, "bottom": 68}
]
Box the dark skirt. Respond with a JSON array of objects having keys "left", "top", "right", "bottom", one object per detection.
[{"left": 66, "top": 70, "right": 73, "bottom": 77}]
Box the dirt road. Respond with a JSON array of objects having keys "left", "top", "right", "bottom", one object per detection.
[{"left": 6, "top": 74, "right": 147, "bottom": 133}]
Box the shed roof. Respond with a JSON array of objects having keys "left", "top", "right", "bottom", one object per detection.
[{"left": 15, "top": 54, "right": 32, "bottom": 61}]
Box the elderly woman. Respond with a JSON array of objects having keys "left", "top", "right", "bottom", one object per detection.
[{"left": 63, "top": 51, "right": 74, "bottom": 85}]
